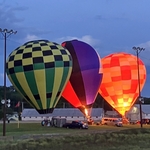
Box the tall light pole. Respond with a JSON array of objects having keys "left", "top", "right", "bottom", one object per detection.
[
  {"left": 0, "top": 28, "right": 17, "bottom": 136},
  {"left": 132, "top": 46, "right": 145, "bottom": 128}
]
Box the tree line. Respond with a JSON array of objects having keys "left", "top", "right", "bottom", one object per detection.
[{"left": 0, "top": 86, "right": 150, "bottom": 118}]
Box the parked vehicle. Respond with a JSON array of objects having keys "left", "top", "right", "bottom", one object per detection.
[
  {"left": 63, "top": 121, "right": 88, "bottom": 129},
  {"left": 7, "top": 114, "right": 19, "bottom": 121},
  {"left": 112, "top": 120, "right": 123, "bottom": 127},
  {"left": 129, "top": 120, "right": 139, "bottom": 125},
  {"left": 101, "top": 117, "right": 123, "bottom": 127}
]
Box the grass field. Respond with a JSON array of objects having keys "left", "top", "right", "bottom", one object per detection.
[{"left": 0, "top": 122, "right": 150, "bottom": 150}]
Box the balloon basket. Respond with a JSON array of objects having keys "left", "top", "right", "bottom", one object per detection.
[{"left": 122, "top": 116, "right": 130, "bottom": 124}]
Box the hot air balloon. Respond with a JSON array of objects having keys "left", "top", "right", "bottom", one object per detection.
[
  {"left": 6, "top": 40, "right": 72, "bottom": 114},
  {"left": 99, "top": 52, "right": 146, "bottom": 117},
  {"left": 61, "top": 40, "right": 103, "bottom": 117}
]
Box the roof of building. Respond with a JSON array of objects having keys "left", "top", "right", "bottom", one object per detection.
[
  {"left": 130, "top": 104, "right": 150, "bottom": 114},
  {"left": 141, "top": 105, "right": 150, "bottom": 114},
  {"left": 22, "top": 108, "right": 103, "bottom": 117},
  {"left": 105, "top": 111, "right": 119, "bottom": 116}
]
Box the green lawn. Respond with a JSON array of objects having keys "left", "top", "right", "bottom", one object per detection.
[
  {"left": 0, "top": 122, "right": 147, "bottom": 136},
  {"left": 0, "top": 123, "right": 150, "bottom": 150}
]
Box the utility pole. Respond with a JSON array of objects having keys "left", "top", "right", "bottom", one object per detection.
[
  {"left": 0, "top": 28, "right": 17, "bottom": 136},
  {"left": 132, "top": 46, "right": 145, "bottom": 128}
]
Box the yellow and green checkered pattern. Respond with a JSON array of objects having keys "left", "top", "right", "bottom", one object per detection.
[{"left": 6, "top": 40, "right": 72, "bottom": 114}]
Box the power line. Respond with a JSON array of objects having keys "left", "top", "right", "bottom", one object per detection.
[
  {"left": 0, "top": 28, "right": 17, "bottom": 136},
  {"left": 132, "top": 46, "right": 145, "bottom": 128}
]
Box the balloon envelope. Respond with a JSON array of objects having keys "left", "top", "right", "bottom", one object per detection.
[
  {"left": 99, "top": 52, "right": 146, "bottom": 116},
  {"left": 62, "top": 40, "right": 103, "bottom": 116},
  {"left": 6, "top": 40, "right": 72, "bottom": 114}
]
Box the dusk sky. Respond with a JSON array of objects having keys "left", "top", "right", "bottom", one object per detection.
[{"left": 0, "top": 0, "right": 150, "bottom": 97}]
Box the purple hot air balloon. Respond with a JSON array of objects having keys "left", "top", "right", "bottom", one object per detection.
[{"left": 62, "top": 40, "right": 103, "bottom": 117}]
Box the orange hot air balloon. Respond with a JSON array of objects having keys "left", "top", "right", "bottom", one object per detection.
[{"left": 99, "top": 52, "right": 146, "bottom": 116}]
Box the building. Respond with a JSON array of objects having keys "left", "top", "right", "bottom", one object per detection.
[
  {"left": 104, "top": 110, "right": 121, "bottom": 118},
  {"left": 126, "top": 104, "right": 150, "bottom": 122},
  {"left": 21, "top": 108, "right": 103, "bottom": 121}
]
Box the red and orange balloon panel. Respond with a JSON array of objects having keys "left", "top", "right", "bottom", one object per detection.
[{"left": 99, "top": 52, "right": 146, "bottom": 116}]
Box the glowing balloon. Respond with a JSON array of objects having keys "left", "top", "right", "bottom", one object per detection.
[
  {"left": 61, "top": 40, "right": 103, "bottom": 117},
  {"left": 6, "top": 40, "right": 72, "bottom": 114},
  {"left": 99, "top": 52, "right": 146, "bottom": 116}
]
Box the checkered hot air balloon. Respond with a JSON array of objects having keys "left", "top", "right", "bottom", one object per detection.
[
  {"left": 61, "top": 40, "right": 103, "bottom": 117},
  {"left": 99, "top": 52, "right": 146, "bottom": 116},
  {"left": 6, "top": 40, "right": 72, "bottom": 114}
]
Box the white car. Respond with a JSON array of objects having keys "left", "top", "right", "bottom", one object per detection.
[
  {"left": 101, "top": 117, "right": 123, "bottom": 127},
  {"left": 7, "top": 114, "right": 19, "bottom": 121}
]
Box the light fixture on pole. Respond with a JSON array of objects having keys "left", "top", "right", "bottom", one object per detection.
[
  {"left": 0, "top": 28, "right": 17, "bottom": 136},
  {"left": 1, "top": 99, "right": 11, "bottom": 107},
  {"left": 132, "top": 46, "right": 145, "bottom": 128}
]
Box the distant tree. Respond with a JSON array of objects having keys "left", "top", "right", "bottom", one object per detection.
[
  {"left": 93, "top": 94, "right": 102, "bottom": 108},
  {"left": 22, "top": 100, "right": 33, "bottom": 108},
  {"left": 0, "top": 85, "right": 150, "bottom": 113},
  {"left": 56, "top": 93, "right": 113, "bottom": 110},
  {"left": 133, "top": 97, "right": 150, "bottom": 104},
  {"left": 56, "top": 97, "right": 73, "bottom": 108},
  {"left": 143, "top": 97, "right": 150, "bottom": 104},
  {"left": 0, "top": 86, "right": 24, "bottom": 112},
  {"left": 93, "top": 93, "right": 112, "bottom": 111},
  {"left": 0, "top": 107, "right": 13, "bottom": 120},
  {"left": 6, "top": 107, "right": 14, "bottom": 115}
]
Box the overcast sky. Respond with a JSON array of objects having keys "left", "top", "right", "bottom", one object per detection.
[{"left": 0, "top": 0, "right": 150, "bottom": 97}]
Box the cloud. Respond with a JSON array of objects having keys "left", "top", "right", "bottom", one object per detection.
[
  {"left": 0, "top": 2, "right": 30, "bottom": 49},
  {"left": 138, "top": 41, "right": 150, "bottom": 51},
  {"left": 133, "top": 41, "right": 150, "bottom": 66},
  {"left": 23, "top": 34, "right": 41, "bottom": 43},
  {"left": 55, "top": 35, "right": 106, "bottom": 58},
  {"left": 56, "top": 35, "right": 100, "bottom": 48},
  {"left": 80, "top": 35, "right": 100, "bottom": 46},
  {"left": 0, "top": 3, "right": 27, "bottom": 29}
]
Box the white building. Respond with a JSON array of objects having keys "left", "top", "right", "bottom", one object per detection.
[
  {"left": 126, "top": 104, "right": 150, "bottom": 121},
  {"left": 21, "top": 108, "right": 103, "bottom": 122}
]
